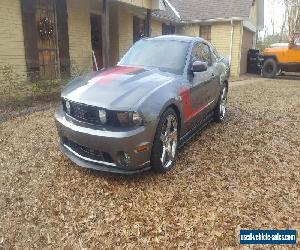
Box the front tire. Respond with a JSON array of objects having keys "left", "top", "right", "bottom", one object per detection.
[
  {"left": 151, "top": 108, "right": 178, "bottom": 173},
  {"left": 262, "top": 58, "right": 278, "bottom": 78}
]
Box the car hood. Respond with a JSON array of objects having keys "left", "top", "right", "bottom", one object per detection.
[{"left": 62, "top": 66, "right": 175, "bottom": 110}]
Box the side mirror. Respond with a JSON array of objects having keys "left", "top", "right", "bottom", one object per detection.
[{"left": 191, "top": 61, "right": 208, "bottom": 73}]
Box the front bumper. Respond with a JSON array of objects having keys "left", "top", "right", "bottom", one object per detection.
[{"left": 55, "top": 106, "right": 154, "bottom": 174}]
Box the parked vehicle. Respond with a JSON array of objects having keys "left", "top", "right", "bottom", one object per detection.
[
  {"left": 262, "top": 35, "right": 300, "bottom": 78},
  {"left": 55, "top": 35, "right": 230, "bottom": 174}
]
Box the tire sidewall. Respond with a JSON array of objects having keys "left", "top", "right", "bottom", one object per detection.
[
  {"left": 151, "top": 108, "right": 178, "bottom": 173},
  {"left": 262, "top": 58, "right": 278, "bottom": 78}
]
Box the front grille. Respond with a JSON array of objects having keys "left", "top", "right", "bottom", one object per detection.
[
  {"left": 62, "top": 137, "right": 113, "bottom": 164},
  {"left": 62, "top": 100, "right": 120, "bottom": 126},
  {"left": 63, "top": 100, "right": 101, "bottom": 124}
]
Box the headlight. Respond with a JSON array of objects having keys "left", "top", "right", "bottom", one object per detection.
[
  {"left": 62, "top": 99, "right": 71, "bottom": 114},
  {"left": 116, "top": 111, "right": 143, "bottom": 126},
  {"left": 132, "top": 112, "right": 143, "bottom": 126}
]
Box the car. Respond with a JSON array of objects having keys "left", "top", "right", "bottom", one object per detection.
[
  {"left": 55, "top": 35, "right": 230, "bottom": 174},
  {"left": 262, "top": 34, "right": 300, "bottom": 78}
]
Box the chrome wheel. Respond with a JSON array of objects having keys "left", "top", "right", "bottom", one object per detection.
[
  {"left": 219, "top": 87, "right": 227, "bottom": 120},
  {"left": 159, "top": 114, "right": 178, "bottom": 169}
]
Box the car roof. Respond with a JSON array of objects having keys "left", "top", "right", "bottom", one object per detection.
[{"left": 145, "top": 35, "right": 203, "bottom": 43}]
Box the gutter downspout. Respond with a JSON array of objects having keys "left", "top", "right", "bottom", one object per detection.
[{"left": 229, "top": 19, "right": 234, "bottom": 66}]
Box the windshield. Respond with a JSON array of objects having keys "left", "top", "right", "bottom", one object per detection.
[{"left": 119, "top": 39, "right": 189, "bottom": 75}]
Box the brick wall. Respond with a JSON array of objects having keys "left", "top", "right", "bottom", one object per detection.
[
  {"left": 151, "top": 19, "right": 162, "bottom": 37},
  {"left": 67, "top": 0, "right": 93, "bottom": 75},
  {"left": 118, "top": 5, "right": 134, "bottom": 59},
  {"left": 240, "top": 28, "right": 254, "bottom": 74},
  {"left": 0, "top": 0, "right": 27, "bottom": 80},
  {"left": 213, "top": 22, "right": 243, "bottom": 77},
  {"left": 176, "top": 24, "right": 199, "bottom": 37},
  {"left": 109, "top": 3, "right": 120, "bottom": 66},
  {"left": 249, "top": 2, "right": 257, "bottom": 26},
  {"left": 176, "top": 22, "right": 243, "bottom": 77}
]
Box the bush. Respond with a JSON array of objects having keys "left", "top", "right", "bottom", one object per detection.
[
  {"left": 0, "top": 65, "right": 65, "bottom": 107},
  {"left": 0, "top": 61, "right": 92, "bottom": 107}
]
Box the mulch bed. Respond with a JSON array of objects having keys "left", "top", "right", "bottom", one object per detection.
[{"left": 0, "top": 78, "right": 299, "bottom": 248}]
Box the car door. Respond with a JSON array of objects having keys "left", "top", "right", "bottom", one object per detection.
[
  {"left": 287, "top": 44, "right": 300, "bottom": 64},
  {"left": 209, "top": 45, "right": 223, "bottom": 106},
  {"left": 189, "top": 43, "right": 215, "bottom": 118}
]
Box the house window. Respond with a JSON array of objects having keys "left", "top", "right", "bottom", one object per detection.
[
  {"left": 133, "top": 16, "right": 146, "bottom": 43},
  {"left": 162, "top": 24, "right": 175, "bottom": 35},
  {"left": 200, "top": 25, "right": 211, "bottom": 42}
]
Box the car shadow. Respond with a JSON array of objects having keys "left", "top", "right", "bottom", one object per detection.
[
  {"left": 71, "top": 110, "right": 234, "bottom": 182},
  {"left": 277, "top": 73, "right": 300, "bottom": 81}
]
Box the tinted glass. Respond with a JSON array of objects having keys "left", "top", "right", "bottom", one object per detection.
[
  {"left": 191, "top": 43, "right": 212, "bottom": 65},
  {"left": 119, "top": 40, "right": 189, "bottom": 75},
  {"left": 212, "top": 46, "right": 221, "bottom": 61}
]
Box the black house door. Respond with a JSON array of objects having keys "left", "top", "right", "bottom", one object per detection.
[{"left": 90, "top": 14, "right": 103, "bottom": 70}]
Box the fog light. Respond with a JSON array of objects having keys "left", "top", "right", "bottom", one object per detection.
[
  {"left": 65, "top": 101, "right": 71, "bottom": 114},
  {"left": 98, "top": 109, "right": 107, "bottom": 124},
  {"left": 117, "top": 151, "right": 131, "bottom": 167}
]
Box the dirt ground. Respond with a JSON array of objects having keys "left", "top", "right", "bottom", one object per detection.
[{"left": 0, "top": 77, "right": 299, "bottom": 248}]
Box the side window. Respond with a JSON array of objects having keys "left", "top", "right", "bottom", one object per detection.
[
  {"left": 191, "top": 43, "right": 212, "bottom": 66},
  {"left": 211, "top": 46, "right": 220, "bottom": 62}
]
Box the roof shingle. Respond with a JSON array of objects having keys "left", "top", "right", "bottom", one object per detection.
[{"left": 155, "top": 0, "right": 253, "bottom": 23}]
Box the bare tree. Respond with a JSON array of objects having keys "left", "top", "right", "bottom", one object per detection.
[{"left": 284, "top": 0, "right": 300, "bottom": 39}]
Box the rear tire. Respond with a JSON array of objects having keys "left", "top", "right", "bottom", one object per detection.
[
  {"left": 214, "top": 84, "right": 228, "bottom": 123},
  {"left": 151, "top": 108, "right": 178, "bottom": 173},
  {"left": 262, "top": 58, "right": 278, "bottom": 78}
]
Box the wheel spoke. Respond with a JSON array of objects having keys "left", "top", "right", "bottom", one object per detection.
[
  {"left": 160, "top": 133, "right": 166, "bottom": 143},
  {"left": 166, "top": 117, "right": 172, "bottom": 133},
  {"left": 160, "top": 146, "right": 167, "bottom": 165},
  {"left": 170, "top": 141, "right": 177, "bottom": 159},
  {"left": 219, "top": 88, "right": 227, "bottom": 118},
  {"left": 169, "top": 130, "right": 177, "bottom": 141},
  {"left": 159, "top": 114, "right": 178, "bottom": 169}
]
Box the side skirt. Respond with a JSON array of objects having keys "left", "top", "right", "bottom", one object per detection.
[{"left": 178, "top": 112, "right": 214, "bottom": 149}]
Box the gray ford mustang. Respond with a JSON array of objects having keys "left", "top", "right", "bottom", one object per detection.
[{"left": 55, "top": 35, "right": 230, "bottom": 174}]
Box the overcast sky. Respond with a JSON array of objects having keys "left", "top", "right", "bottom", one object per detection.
[{"left": 264, "top": 0, "right": 285, "bottom": 35}]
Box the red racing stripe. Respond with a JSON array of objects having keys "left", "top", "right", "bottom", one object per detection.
[
  {"left": 90, "top": 66, "right": 142, "bottom": 85},
  {"left": 180, "top": 88, "right": 211, "bottom": 122}
]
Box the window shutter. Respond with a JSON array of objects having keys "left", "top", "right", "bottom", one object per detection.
[
  {"left": 21, "top": 0, "right": 39, "bottom": 79},
  {"left": 56, "top": 0, "right": 70, "bottom": 78}
]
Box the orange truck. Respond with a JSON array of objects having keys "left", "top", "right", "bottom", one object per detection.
[{"left": 262, "top": 35, "right": 300, "bottom": 78}]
